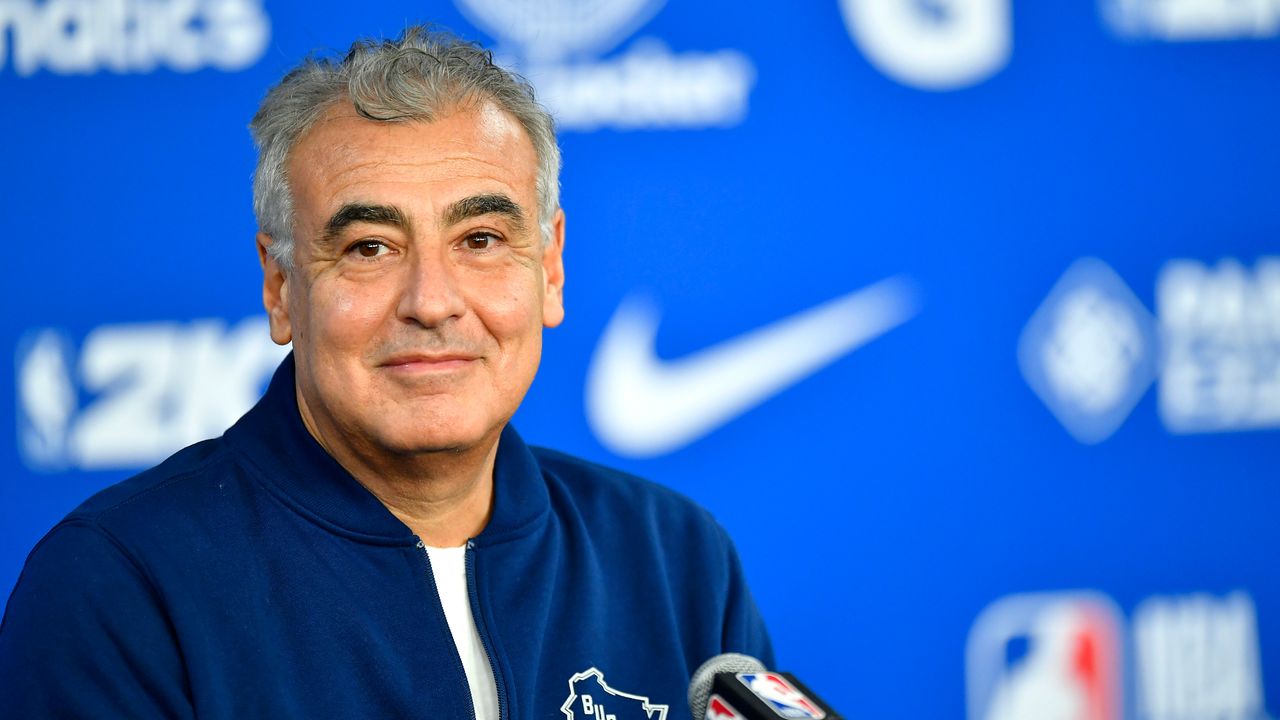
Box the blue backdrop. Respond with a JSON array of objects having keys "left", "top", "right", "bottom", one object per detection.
[{"left": 3, "top": 1, "right": 1279, "bottom": 718}]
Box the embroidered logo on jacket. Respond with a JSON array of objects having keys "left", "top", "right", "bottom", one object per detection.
[{"left": 561, "top": 667, "right": 668, "bottom": 720}]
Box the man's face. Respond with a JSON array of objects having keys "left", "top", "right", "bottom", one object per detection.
[{"left": 260, "top": 100, "right": 564, "bottom": 459}]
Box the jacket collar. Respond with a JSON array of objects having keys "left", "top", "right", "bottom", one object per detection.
[{"left": 224, "top": 354, "right": 550, "bottom": 546}]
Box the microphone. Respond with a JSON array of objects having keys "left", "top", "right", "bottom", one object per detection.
[{"left": 687, "top": 653, "right": 843, "bottom": 720}]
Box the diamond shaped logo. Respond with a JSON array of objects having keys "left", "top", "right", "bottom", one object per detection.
[{"left": 1018, "top": 258, "right": 1159, "bottom": 444}]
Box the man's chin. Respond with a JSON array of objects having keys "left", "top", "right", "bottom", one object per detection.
[{"left": 376, "top": 423, "right": 504, "bottom": 458}]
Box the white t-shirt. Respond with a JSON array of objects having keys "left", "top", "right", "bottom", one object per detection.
[{"left": 425, "top": 544, "right": 500, "bottom": 720}]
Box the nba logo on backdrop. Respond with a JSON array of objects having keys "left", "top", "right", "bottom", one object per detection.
[
  {"left": 970, "top": 591, "right": 1271, "bottom": 720},
  {"left": 966, "top": 592, "right": 1122, "bottom": 720}
]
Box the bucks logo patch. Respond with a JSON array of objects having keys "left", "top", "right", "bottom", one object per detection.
[{"left": 561, "top": 668, "right": 669, "bottom": 720}]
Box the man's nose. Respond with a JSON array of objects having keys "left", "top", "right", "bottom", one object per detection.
[{"left": 396, "top": 246, "right": 467, "bottom": 327}]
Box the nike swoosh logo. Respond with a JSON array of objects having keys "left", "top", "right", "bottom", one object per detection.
[{"left": 585, "top": 277, "right": 921, "bottom": 457}]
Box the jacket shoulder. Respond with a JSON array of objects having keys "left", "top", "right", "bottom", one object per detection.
[
  {"left": 62, "top": 438, "right": 238, "bottom": 534},
  {"left": 530, "top": 446, "right": 729, "bottom": 545},
  {"left": 67, "top": 438, "right": 229, "bottom": 517}
]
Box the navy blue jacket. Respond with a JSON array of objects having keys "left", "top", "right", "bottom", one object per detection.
[{"left": 0, "top": 357, "right": 772, "bottom": 719}]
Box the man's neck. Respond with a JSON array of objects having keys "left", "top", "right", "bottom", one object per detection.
[
  {"left": 295, "top": 391, "right": 499, "bottom": 547},
  {"left": 356, "top": 451, "right": 496, "bottom": 548}
]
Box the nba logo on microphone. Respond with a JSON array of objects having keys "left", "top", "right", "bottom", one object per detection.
[
  {"left": 966, "top": 592, "right": 1122, "bottom": 720},
  {"left": 705, "top": 694, "right": 748, "bottom": 720},
  {"left": 736, "top": 674, "right": 826, "bottom": 719}
]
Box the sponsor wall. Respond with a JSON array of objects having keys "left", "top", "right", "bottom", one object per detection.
[{"left": 3, "top": 0, "right": 1279, "bottom": 717}]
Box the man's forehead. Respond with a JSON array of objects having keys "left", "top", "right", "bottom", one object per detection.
[
  {"left": 294, "top": 99, "right": 533, "bottom": 168},
  {"left": 287, "top": 100, "right": 539, "bottom": 224}
]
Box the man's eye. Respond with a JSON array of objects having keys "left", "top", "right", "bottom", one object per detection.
[
  {"left": 463, "top": 233, "right": 499, "bottom": 251},
  {"left": 350, "top": 240, "right": 388, "bottom": 259}
]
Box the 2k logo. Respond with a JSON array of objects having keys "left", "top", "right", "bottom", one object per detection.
[
  {"left": 15, "top": 316, "right": 287, "bottom": 471},
  {"left": 561, "top": 668, "right": 668, "bottom": 720}
]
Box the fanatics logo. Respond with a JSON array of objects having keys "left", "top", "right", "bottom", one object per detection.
[{"left": 561, "top": 667, "right": 669, "bottom": 720}]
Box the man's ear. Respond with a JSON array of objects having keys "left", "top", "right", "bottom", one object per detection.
[
  {"left": 542, "top": 209, "right": 566, "bottom": 329},
  {"left": 257, "top": 232, "right": 293, "bottom": 345}
]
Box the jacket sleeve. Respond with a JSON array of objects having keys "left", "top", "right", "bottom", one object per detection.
[
  {"left": 0, "top": 520, "right": 194, "bottom": 719},
  {"left": 717, "top": 524, "right": 776, "bottom": 668}
]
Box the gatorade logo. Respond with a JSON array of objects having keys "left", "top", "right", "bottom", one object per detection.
[
  {"left": 838, "top": 0, "right": 1012, "bottom": 90},
  {"left": 560, "top": 668, "right": 669, "bottom": 720}
]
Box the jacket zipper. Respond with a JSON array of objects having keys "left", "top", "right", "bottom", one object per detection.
[
  {"left": 466, "top": 540, "right": 509, "bottom": 720},
  {"left": 418, "top": 539, "right": 481, "bottom": 720}
]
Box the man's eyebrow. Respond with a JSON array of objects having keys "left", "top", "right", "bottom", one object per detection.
[
  {"left": 441, "top": 193, "right": 528, "bottom": 234},
  {"left": 320, "top": 203, "right": 411, "bottom": 246}
]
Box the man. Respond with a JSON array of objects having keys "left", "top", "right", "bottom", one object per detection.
[{"left": 0, "top": 26, "right": 772, "bottom": 719}]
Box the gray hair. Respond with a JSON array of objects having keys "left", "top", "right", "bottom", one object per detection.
[{"left": 249, "top": 26, "right": 561, "bottom": 269}]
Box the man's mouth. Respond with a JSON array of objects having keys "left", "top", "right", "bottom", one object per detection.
[{"left": 379, "top": 352, "right": 480, "bottom": 372}]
